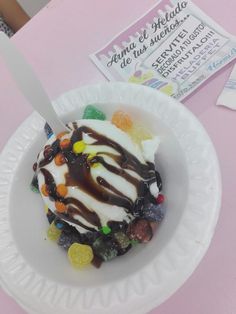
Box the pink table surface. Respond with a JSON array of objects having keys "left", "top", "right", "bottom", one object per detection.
[{"left": 0, "top": 0, "right": 236, "bottom": 313}]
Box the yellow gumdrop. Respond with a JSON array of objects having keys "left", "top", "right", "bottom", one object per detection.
[
  {"left": 73, "top": 141, "right": 86, "bottom": 154},
  {"left": 128, "top": 123, "right": 153, "bottom": 145},
  {"left": 47, "top": 222, "right": 62, "bottom": 241},
  {"left": 68, "top": 243, "right": 94, "bottom": 268}
]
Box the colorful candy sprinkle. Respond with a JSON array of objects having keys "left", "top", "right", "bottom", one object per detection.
[
  {"left": 47, "top": 222, "right": 62, "bottom": 241},
  {"left": 54, "top": 218, "right": 65, "bottom": 230},
  {"left": 100, "top": 226, "right": 111, "bottom": 235},
  {"left": 56, "top": 184, "right": 68, "bottom": 197},
  {"left": 41, "top": 184, "right": 49, "bottom": 197},
  {"left": 82, "top": 105, "right": 106, "bottom": 120},
  {"left": 128, "top": 123, "right": 152, "bottom": 145},
  {"left": 68, "top": 243, "right": 94, "bottom": 268},
  {"left": 55, "top": 201, "right": 67, "bottom": 213},
  {"left": 54, "top": 153, "right": 66, "bottom": 166},
  {"left": 60, "top": 139, "right": 71, "bottom": 150},
  {"left": 111, "top": 110, "right": 133, "bottom": 132},
  {"left": 156, "top": 194, "right": 165, "bottom": 204},
  {"left": 73, "top": 140, "right": 86, "bottom": 154}
]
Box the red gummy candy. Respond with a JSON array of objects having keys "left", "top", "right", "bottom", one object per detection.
[{"left": 127, "top": 219, "right": 153, "bottom": 243}]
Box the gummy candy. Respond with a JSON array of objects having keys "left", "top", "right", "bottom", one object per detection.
[
  {"left": 47, "top": 222, "right": 62, "bottom": 241},
  {"left": 44, "top": 123, "right": 53, "bottom": 139},
  {"left": 128, "top": 123, "right": 152, "bottom": 145},
  {"left": 58, "top": 228, "right": 82, "bottom": 250},
  {"left": 68, "top": 243, "right": 94, "bottom": 268},
  {"left": 141, "top": 203, "right": 165, "bottom": 222},
  {"left": 114, "top": 232, "right": 130, "bottom": 249},
  {"left": 30, "top": 174, "right": 39, "bottom": 193},
  {"left": 93, "top": 237, "right": 118, "bottom": 262},
  {"left": 127, "top": 219, "right": 153, "bottom": 243},
  {"left": 111, "top": 110, "right": 133, "bottom": 132},
  {"left": 82, "top": 105, "right": 106, "bottom": 120}
]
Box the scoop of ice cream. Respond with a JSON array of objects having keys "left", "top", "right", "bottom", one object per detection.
[{"left": 36, "top": 120, "right": 160, "bottom": 233}]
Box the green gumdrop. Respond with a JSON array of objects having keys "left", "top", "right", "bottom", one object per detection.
[{"left": 82, "top": 105, "right": 106, "bottom": 120}]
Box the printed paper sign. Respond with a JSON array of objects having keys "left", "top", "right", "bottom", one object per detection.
[{"left": 90, "top": 0, "right": 236, "bottom": 101}]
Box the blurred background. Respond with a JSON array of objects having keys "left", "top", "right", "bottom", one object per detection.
[{"left": 18, "top": 0, "right": 49, "bottom": 16}]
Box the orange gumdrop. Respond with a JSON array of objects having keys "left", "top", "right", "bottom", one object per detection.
[
  {"left": 57, "top": 131, "right": 68, "bottom": 140},
  {"left": 55, "top": 201, "right": 67, "bottom": 213},
  {"left": 111, "top": 110, "right": 133, "bottom": 132},
  {"left": 55, "top": 153, "right": 66, "bottom": 166},
  {"left": 56, "top": 184, "right": 68, "bottom": 197},
  {"left": 41, "top": 184, "right": 49, "bottom": 197},
  {"left": 60, "top": 139, "right": 71, "bottom": 149}
]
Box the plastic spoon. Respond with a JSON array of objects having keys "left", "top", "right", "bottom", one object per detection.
[{"left": 0, "top": 32, "right": 68, "bottom": 134}]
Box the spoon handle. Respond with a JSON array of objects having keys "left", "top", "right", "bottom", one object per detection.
[{"left": 0, "top": 32, "right": 67, "bottom": 134}]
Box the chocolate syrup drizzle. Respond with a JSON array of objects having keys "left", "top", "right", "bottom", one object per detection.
[{"left": 38, "top": 126, "right": 158, "bottom": 231}]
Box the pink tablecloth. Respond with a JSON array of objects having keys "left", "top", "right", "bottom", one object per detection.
[{"left": 0, "top": 0, "right": 236, "bottom": 313}]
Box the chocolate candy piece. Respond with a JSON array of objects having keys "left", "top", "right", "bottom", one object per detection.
[
  {"left": 127, "top": 219, "right": 153, "bottom": 243},
  {"left": 82, "top": 105, "right": 106, "bottom": 120}
]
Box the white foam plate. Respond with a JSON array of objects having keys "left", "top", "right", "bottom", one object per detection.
[{"left": 0, "top": 82, "right": 221, "bottom": 314}]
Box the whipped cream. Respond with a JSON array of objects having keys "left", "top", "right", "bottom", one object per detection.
[{"left": 37, "top": 120, "right": 160, "bottom": 233}]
